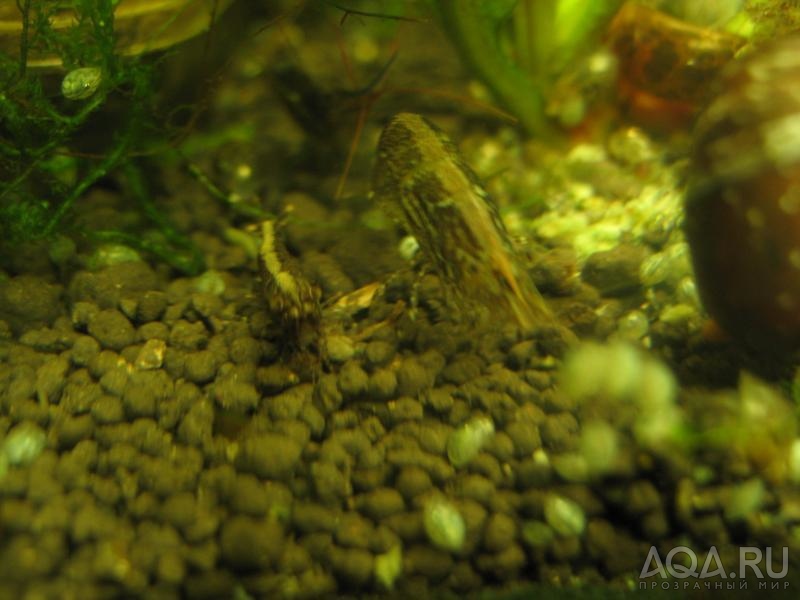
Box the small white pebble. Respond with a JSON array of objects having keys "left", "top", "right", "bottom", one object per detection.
[
  {"left": 424, "top": 497, "right": 465, "bottom": 552},
  {"left": 447, "top": 416, "right": 494, "bottom": 468},
  {"left": 194, "top": 271, "right": 226, "bottom": 295},
  {"left": 544, "top": 495, "right": 586, "bottom": 537},
  {"left": 374, "top": 545, "right": 402, "bottom": 590},
  {"left": 4, "top": 422, "right": 47, "bottom": 466},
  {"left": 616, "top": 310, "right": 649, "bottom": 341},
  {"left": 580, "top": 420, "right": 620, "bottom": 475},
  {"left": 398, "top": 236, "right": 419, "bottom": 261}
]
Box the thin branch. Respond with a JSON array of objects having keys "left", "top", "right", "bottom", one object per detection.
[
  {"left": 16, "top": 0, "right": 31, "bottom": 77},
  {"left": 323, "top": 0, "right": 426, "bottom": 24}
]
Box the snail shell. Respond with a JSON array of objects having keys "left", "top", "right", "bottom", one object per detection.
[
  {"left": 685, "top": 36, "right": 800, "bottom": 350},
  {"left": 61, "top": 67, "right": 102, "bottom": 100}
]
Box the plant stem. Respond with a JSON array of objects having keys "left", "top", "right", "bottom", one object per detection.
[{"left": 434, "top": 0, "right": 556, "bottom": 139}]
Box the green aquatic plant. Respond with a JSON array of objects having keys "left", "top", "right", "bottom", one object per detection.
[
  {"left": 319, "top": 0, "right": 621, "bottom": 137},
  {"left": 0, "top": 0, "right": 204, "bottom": 274},
  {"left": 430, "top": 0, "right": 623, "bottom": 137}
]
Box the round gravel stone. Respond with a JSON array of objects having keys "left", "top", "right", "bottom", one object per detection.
[
  {"left": 214, "top": 380, "right": 259, "bottom": 412},
  {"left": 395, "top": 466, "right": 433, "bottom": 500},
  {"left": 0, "top": 275, "right": 63, "bottom": 334},
  {"left": 136, "top": 290, "right": 168, "bottom": 322},
  {"left": 338, "top": 361, "right": 369, "bottom": 399},
  {"left": 229, "top": 336, "right": 262, "bottom": 365},
  {"left": 235, "top": 434, "right": 303, "bottom": 480},
  {"left": 483, "top": 512, "right": 517, "bottom": 553},
  {"left": 184, "top": 349, "right": 220, "bottom": 384},
  {"left": 71, "top": 334, "right": 100, "bottom": 366},
  {"left": 367, "top": 369, "right": 397, "bottom": 400},
  {"left": 396, "top": 357, "right": 434, "bottom": 396},
  {"left": 220, "top": 515, "right": 284, "bottom": 571},
  {"left": 169, "top": 320, "right": 208, "bottom": 351},
  {"left": 365, "top": 340, "right": 395, "bottom": 368},
  {"left": 355, "top": 488, "right": 405, "bottom": 520},
  {"left": 87, "top": 309, "right": 135, "bottom": 351}
]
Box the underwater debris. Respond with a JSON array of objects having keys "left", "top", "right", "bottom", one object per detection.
[
  {"left": 372, "top": 113, "right": 557, "bottom": 332},
  {"left": 606, "top": 1, "right": 744, "bottom": 128},
  {"left": 686, "top": 35, "right": 800, "bottom": 351}
]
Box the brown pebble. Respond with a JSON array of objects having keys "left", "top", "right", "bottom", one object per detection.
[
  {"left": 505, "top": 421, "right": 542, "bottom": 458},
  {"left": 136, "top": 290, "right": 168, "bottom": 322},
  {"left": 90, "top": 394, "right": 125, "bottom": 425},
  {"left": 87, "top": 309, "right": 135, "bottom": 351},
  {"left": 421, "top": 389, "right": 452, "bottom": 417},
  {"left": 257, "top": 364, "right": 298, "bottom": 394},
  {"left": 190, "top": 292, "right": 223, "bottom": 320},
  {"left": 329, "top": 546, "right": 374, "bottom": 586},
  {"left": 355, "top": 488, "right": 405, "bottom": 520},
  {"left": 453, "top": 474, "right": 495, "bottom": 506},
  {"left": 168, "top": 320, "right": 208, "bottom": 351},
  {"left": 367, "top": 369, "right": 398, "bottom": 400},
  {"left": 35, "top": 357, "right": 69, "bottom": 404},
  {"left": 441, "top": 354, "right": 483, "bottom": 386},
  {"left": 229, "top": 336, "right": 263, "bottom": 365},
  {"left": 483, "top": 512, "right": 517, "bottom": 553},
  {"left": 0, "top": 274, "right": 63, "bottom": 334},
  {"left": 386, "top": 397, "right": 424, "bottom": 424},
  {"left": 315, "top": 374, "right": 343, "bottom": 414},
  {"left": 293, "top": 502, "right": 341, "bottom": 535},
  {"left": 71, "top": 334, "right": 100, "bottom": 367},
  {"left": 54, "top": 414, "right": 94, "bottom": 450},
  {"left": 182, "top": 350, "right": 218, "bottom": 384},
  {"left": 338, "top": 360, "right": 369, "bottom": 399},
  {"left": 395, "top": 466, "right": 433, "bottom": 500},
  {"left": 365, "top": 340, "right": 396, "bottom": 368},
  {"left": 531, "top": 247, "right": 579, "bottom": 296},
  {"left": 213, "top": 380, "right": 259, "bottom": 413},
  {"left": 220, "top": 515, "right": 284, "bottom": 571},
  {"left": 138, "top": 321, "right": 169, "bottom": 342},
  {"left": 396, "top": 357, "right": 434, "bottom": 397},
  {"left": 405, "top": 544, "right": 454, "bottom": 580},
  {"left": 540, "top": 412, "right": 579, "bottom": 451},
  {"left": 311, "top": 461, "right": 351, "bottom": 504},
  {"left": 235, "top": 434, "right": 303, "bottom": 480},
  {"left": 228, "top": 475, "right": 267, "bottom": 516},
  {"left": 582, "top": 244, "right": 647, "bottom": 296},
  {"left": 384, "top": 511, "right": 424, "bottom": 542},
  {"left": 585, "top": 518, "right": 645, "bottom": 575},
  {"left": 334, "top": 512, "right": 374, "bottom": 549},
  {"left": 177, "top": 399, "right": 213, "bottom": 447},
  {"left": 475, "top": 544, "right": 526, "bottom": 578},
  {"left": 123, "top": 370, "right": 173, "bottom": 418},
  {"left": 69, "top": 262, "right": 158, "bottom": 308}
]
